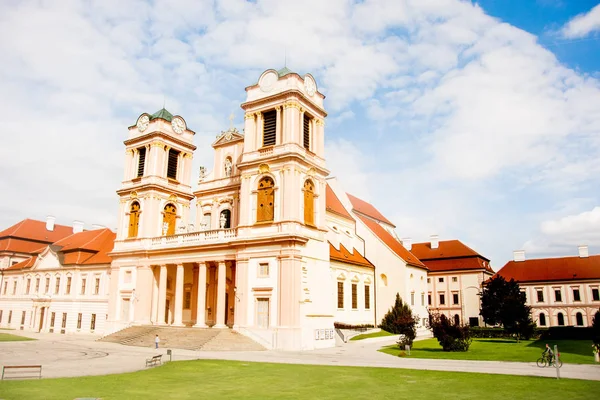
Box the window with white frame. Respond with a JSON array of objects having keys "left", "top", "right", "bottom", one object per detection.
[
  {"left": 256, "top": 298, "right": 269, "bottom": 328},
  {"left": 337, "top": 281, "right": 344, "bottom": 309},
  {"left": 94, "top": 277, "right": 100, "bottom": 295},
  {"left": 258, "top": 263, "right": 269, "bottom": 278},
  {"left": 452, "top": 277, "right": 457, "bottom": 282},
  {"left": 364, "top": 285, "right": 370, "bottom": 309}
]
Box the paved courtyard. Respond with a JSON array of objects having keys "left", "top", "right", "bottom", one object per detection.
[{"left": 1, "top": 331, "right": 599, "bottom": 381}]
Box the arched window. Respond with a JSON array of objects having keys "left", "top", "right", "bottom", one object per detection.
[
  {"left": 304, "top": 179, "right": 315, "bottom": 226},
  {"left": 128, "top": 202, "right": 141, "bottom": 238},
  {"left": 219, "top": 209, "right": 231, "bottom": 229},
  {"left": 539, "top": 313, "right": 546, "bottom": 326},
  {"left": 201, "top": 213, "right": 211, "bottom": 231},
  {"left": 162, "top": 204, "right": 177, "bottom": 235},
  {"left": 557, "top": 312, "right": 565, "bottom": 326},
  {"left": 454, "top": 314, "right": 460, "bottom": 326},
  {"left": 380, "top": 274, "right": 388, "bottom": 287},
  {"left": 576, "top": 312, "right": 584, "bottom": 326},
  {"left": 256, "top": 177, "right": 275, "bottom": 223}
]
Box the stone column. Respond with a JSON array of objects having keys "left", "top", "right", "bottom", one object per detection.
[
  {"left": 157, "top": 265, "right": 167, "bottom": 325},
  {"left": 134, "top": 266, "right": 153, "bottom": 325},
  {"left": 233, "top": 259, "right": 248, "bottom": 329},
  {"left": 194, "top": 262, "right": 207, "bottom": 328},
  {"left": 215, "top": 261, "right": 227, "bottom": 328},
  {"left": 173, "top": 263, "right": 184, "bottom": 326},
  {"left": 151, "top": 266, "right": 159, "bottom": 324}
]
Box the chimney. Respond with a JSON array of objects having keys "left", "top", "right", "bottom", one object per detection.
[
  {"left": 578, "top": 245, "right": 589, "bottom": 258},
  {"left": 513, "top": 250, "right": 525, "bottom": 262},
  {"left": 402, "top": 237, "right": 412, "bottom": 251},
  {"left": 73, "top": 220, "right": 84, "bottom": 234},
  {"left": 430, "top": 234, "right": 439, "bottom": 249},
  {"left": 46, "top": 216, "right": 56, "bottom": 231}
]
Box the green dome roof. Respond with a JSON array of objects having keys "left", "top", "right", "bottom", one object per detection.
[
  {"left": 277, "top": 67, "right": 293, "bottom": 77},
  {"left": 151, "top": 108, "right": 174, "bottom": 122}
]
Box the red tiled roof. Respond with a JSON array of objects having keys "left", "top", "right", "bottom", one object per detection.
[
  {"left": 356, "top": 214, "right": 426, "bottom": 269},
  {"left": 325, "top": 185, "right": 353, "bottom": 220},
  {"left": 329, "top": 242, "right": 374, "bottom": 269},
  {"left": 495, "top": 255, "right": 600, "bottom": 283},
  {"left": 6, "top": 256, "right": 37, "bottom": 271},
  {"left": 347, "top": 193, "right": 395, "bottom": 227},
  {"left": 0, "top": 238, "right": 47, "bottom": 254},
  {"left": 420, "top": 258, "right": 494, "bottom": 273},
  {"left": 410, "top": 240, "right": 488, "bottom": 261},
  {"left": 0, "top": 219, "right": 73, "bottom": 243},
  {"left": 57, "top": 229, "right": 115, "bottom": 265}
]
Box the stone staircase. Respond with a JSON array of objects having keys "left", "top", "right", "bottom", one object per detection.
[{"left": 99, "top": 326, "right": 265, "bottom": 351}]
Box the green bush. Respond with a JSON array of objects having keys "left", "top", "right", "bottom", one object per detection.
[
  {"left": 333, "top": 322, "right": 374, "bottom": 331},
  {"left": 429, "top": 313, "right": 472, "bottom": 352},
  {"left": 379, "top": 293, "right": 416, "bottom": 346}
]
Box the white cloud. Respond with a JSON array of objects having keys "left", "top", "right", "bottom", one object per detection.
[{"left": 560, "top": 4, "right": 600, "bottom": 38}]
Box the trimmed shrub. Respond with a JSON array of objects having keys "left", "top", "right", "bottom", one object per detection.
[
  {"left": 333, "top": 322, "right": 374, "bottom": 331},
  {"left": 429, "top": 312, "right": 472, "bottom": 352},
  {"left": 379, "top": 293, "right": 417, "bottom": 346},
  {"left": 539, "top": 326, "right": 594, "bottom": 340}
]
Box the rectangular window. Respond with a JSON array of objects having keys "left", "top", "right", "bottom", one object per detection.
[
  {"left": 427, "top": 278, "right": 430, "bottom": 283},
  {"left": 94, "top": 278, "right": 100, "bottom": 295},
  {"left": 0, "top": 310, "right": 3, "bottom": 323},
  {"left": 438, "top": 277, "right": 444, "bottom": 283},
  {"left": 258, "top": 263, "right": 269, "bottom": 278},
  {"left": 3, "top": 281, "right": 7, "bottom": 295},
  {"left": 554, "top": 289, "right": 562, "bottom": 302},
  {"left": 55, "top": 277, "right": 61, "bottom": 295},
  {"left": 90, "top": 314, "right": 96, "bottom": 331},
  {"left": 8, "top": 311, "right": 13, "bottom": 324},
  {"left": 66, "top": 277, "right": 72, "bottom": 294},
  {"left": 167, "top": 149, "right": 180, "bottom": 180},
  {"left": 77, "top": 313, "right": 82, "bottom": 329},
  {"left": 35, "top": 278, "right": 40, "bottom": 293},
  {"left": 50, "top": 312, "right": 55, "bottom": 328},
  {"left": 12, "top": 281, "right": 17, "bottom": 295},
  {"left": 21, "top": 311, "right": 26, "bottom": 325},
  {"left": 453, "top": 293, "right": 459, "bottom": 305},
  {"left": 137, "top": 147, "right": 146, "bottom": 177},
  {"left": 593, "top": 288, "right": 600, "bottom": 301},
  {"left": 45, "top": 277, "right": 50, "bottom": 294},
  {"left": 337, "top": 281, "right": 344, "bottom": 309},
  {"left": 81, "top": 278, "right": 86, "bottom": 295},
  {"left": 428, "top": 294, "right": 431, "bottom": 305},
  {"left": 573, "top": 289, "right": 580, "bottom": 302},
  {"left": 364, "top": 285, "right": 370, "bottom": 309},
  {"left": 184, "top": 291, "right": 191, "bottom": 309},
  {"left": 410, "top": 292, "right": 415, "bottom": 306},
  {"left": 262, "top": 110, "right": 277, "bottom": 147},
  {"left": 421, "top": 293, "right": 425, "bottom": 306},
  {"left": 452, "top": 277, "right": 458, "bottom": 282},
  {"left": 303, "top": 114, "right": 311, "bottom": 150},
  {"left": 61, "top": 313, "right": 67, "bottom": 329},
  {"left": 124, "top": 271, "right": 132, "bottom": 284},
  {"left": 537, "top": 290, "right": 544, "bottom": 302},
  {"left": 256, "top": 298, "right": 269, "bottom": 328},
  {"left": 439, "top": 294, "right": 446, "bottom": 305},
  {"left": 351, "top": 284, "right": 357, "bottom": 309},
  {"left": 26, "top": 279, "right": 31, "bottom": 295}
]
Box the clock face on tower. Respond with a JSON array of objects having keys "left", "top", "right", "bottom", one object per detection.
[
  {"left": 304, "top": 75, "right": 316, "bottom": 96},
  {"left": 171, "top": 117, "right": 186, "bottom": 134},
  {"left": 136, "top": 115, "right": 149, "bottom": 132}
]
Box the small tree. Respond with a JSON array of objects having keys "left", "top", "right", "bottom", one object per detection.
[
  {"left": 429, "top": 312, "right": 472, "bottom": 352},
  {"left": 592, "top": 309, "right": 600, "bottom": 354},
  {"left": 380, "top": 293, "right": 416, "bottom": 346}
]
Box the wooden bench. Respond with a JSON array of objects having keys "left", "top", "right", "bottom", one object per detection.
[
  {"left": 145, "top": 355, "right": 162, "bottom": 367},
  {"left": 2, "top": 365, "right": 42, "bottom": 380}
]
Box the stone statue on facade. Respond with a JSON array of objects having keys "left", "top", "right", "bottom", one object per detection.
[
  {"left": 224, "top": 158, "right": 232, "bottom": 177},
  {"left": 219, "top": 213, "right": 227, "bottom": 229}
]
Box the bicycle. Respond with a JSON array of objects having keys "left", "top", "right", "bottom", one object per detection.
[{"left": 536, "top": 352, "right": 563, "bottom": 368}]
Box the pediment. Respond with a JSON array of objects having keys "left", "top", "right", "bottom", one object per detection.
[
  {"left": 212, "top": 128, "right": 244, "bottom": 147},
  {"left": 33, "top": 247, "right": 61, "bottom": 270}
]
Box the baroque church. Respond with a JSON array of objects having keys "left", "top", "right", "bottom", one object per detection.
[{"left": 0, "top": 69, "right": 499, "bottom": 351}]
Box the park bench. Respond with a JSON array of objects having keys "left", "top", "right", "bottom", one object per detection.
[
  {"left": 1, "top": 365, "right": 42, "bottom": 380},
  {"left": 145, "top": 354, "right": 162, "bottom": 367}
]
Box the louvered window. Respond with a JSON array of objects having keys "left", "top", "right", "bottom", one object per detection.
[
  {"left": 167, "top": 149, "right": 180, "bottom": 179},
  {"left": 262, "top": 110, "right": 277, "bottom": 146},
  {"left": 337, "top": 281, "right": 344, "bottom": 309},
  {"left": 303, "top": 180, "right": 315, "bottom": 226},
  {"left": 137, "top": 147, "right": 146, "bottom": 177},
  {"left": 303, "top": 114, "right": 311, "bottom": 150},
  {"left": 256, "top": 177, "right": 275, "bottom": 223},
  {"left": 365, "top": 285, "right": 370, "bottom": 309},
  {"left": 352, "top": 284, "right": 357, "bottom": 309}
]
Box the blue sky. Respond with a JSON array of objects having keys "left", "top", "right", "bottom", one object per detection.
[{"left": 0, "top": 0, "right": 599, "bottom": 268}]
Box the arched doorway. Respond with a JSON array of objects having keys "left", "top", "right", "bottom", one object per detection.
[{"left": 163, "top": 204, "right": 177, "bottom": 235}]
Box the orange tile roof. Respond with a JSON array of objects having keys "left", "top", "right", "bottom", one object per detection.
[
  {"left": 57, "top": 229, "right": 115, "bottom": 265},
  {"left": 0, "top": 238, "right": 47, "bottom": 254},
  {"left": 410, "top": 240, "right": 488, "bottom": 261},
  {"left": 419, "top": 258, "right": 494, "bottom": 273},
  {"left": 347, "top": 193, "right": 395, "bottom": 227},
  {"left": 325, "top": 184, "right": 353, "bottom": 220},
  {"left": 0, "top": 219, "right": 73, "bottom": 244},
  {"left": 329, "top": 242, "right": 374, "bottom": 269},
  {"left": 495, "top": 255, "right": 600, "bottom": 283},
  {"left": 6, "top": 256, "right": 37, "bottom": 271},
  {"left": 356, "top": 214, "right": 426, "bottom": 269}
]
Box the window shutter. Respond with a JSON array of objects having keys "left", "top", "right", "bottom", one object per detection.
[
  {"left": 304, "top": 180, "right": 314, "bottom": 225},
  {"left": 262, "top": 110, "right": 277, "bottom": 146},
  {"left": 303, "top": 115, "right": 310, "bottom": 150},
  {"left": 137, "top": 147, "right": 146, "bottom": 177},
  {"left": 167, "top": 149, "right": 180, "bottom": 179}
]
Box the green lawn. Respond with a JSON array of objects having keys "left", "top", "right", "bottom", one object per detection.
[
  {"left": 381, "top": 338, "right": 597, "bottom": 364},
  {"left": 350, "top": 330, "right": 394, "bottom": 341},
  {"left": 1, "top": 360, "right": 599, "bottom": 400},
  {"left": 0, "top": 332, "right": 35, "bottom": 342}
]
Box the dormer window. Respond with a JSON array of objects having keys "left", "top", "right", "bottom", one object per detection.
[
  {"left": 137, "top": 147, "right": 146, "bottom": 177},
  {"left": 262, "top": 110, "right": 276, "bottom": 146},
  {"left": 303, "top": 114, "right": 311, "bottom": 150},
  {"left": 167, "top": 149, "right": 180, "bottom": 180}
]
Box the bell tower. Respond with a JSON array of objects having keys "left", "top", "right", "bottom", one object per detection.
[
  {"left": 116, "top": 108, "right": 196, "bottom": 241},
  {"left": 236, "top": 68, "right": 329, "bottom": 233}
]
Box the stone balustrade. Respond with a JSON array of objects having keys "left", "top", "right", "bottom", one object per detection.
[{"left": 113, "top": 228, "right": 238, "bottom": 252}]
